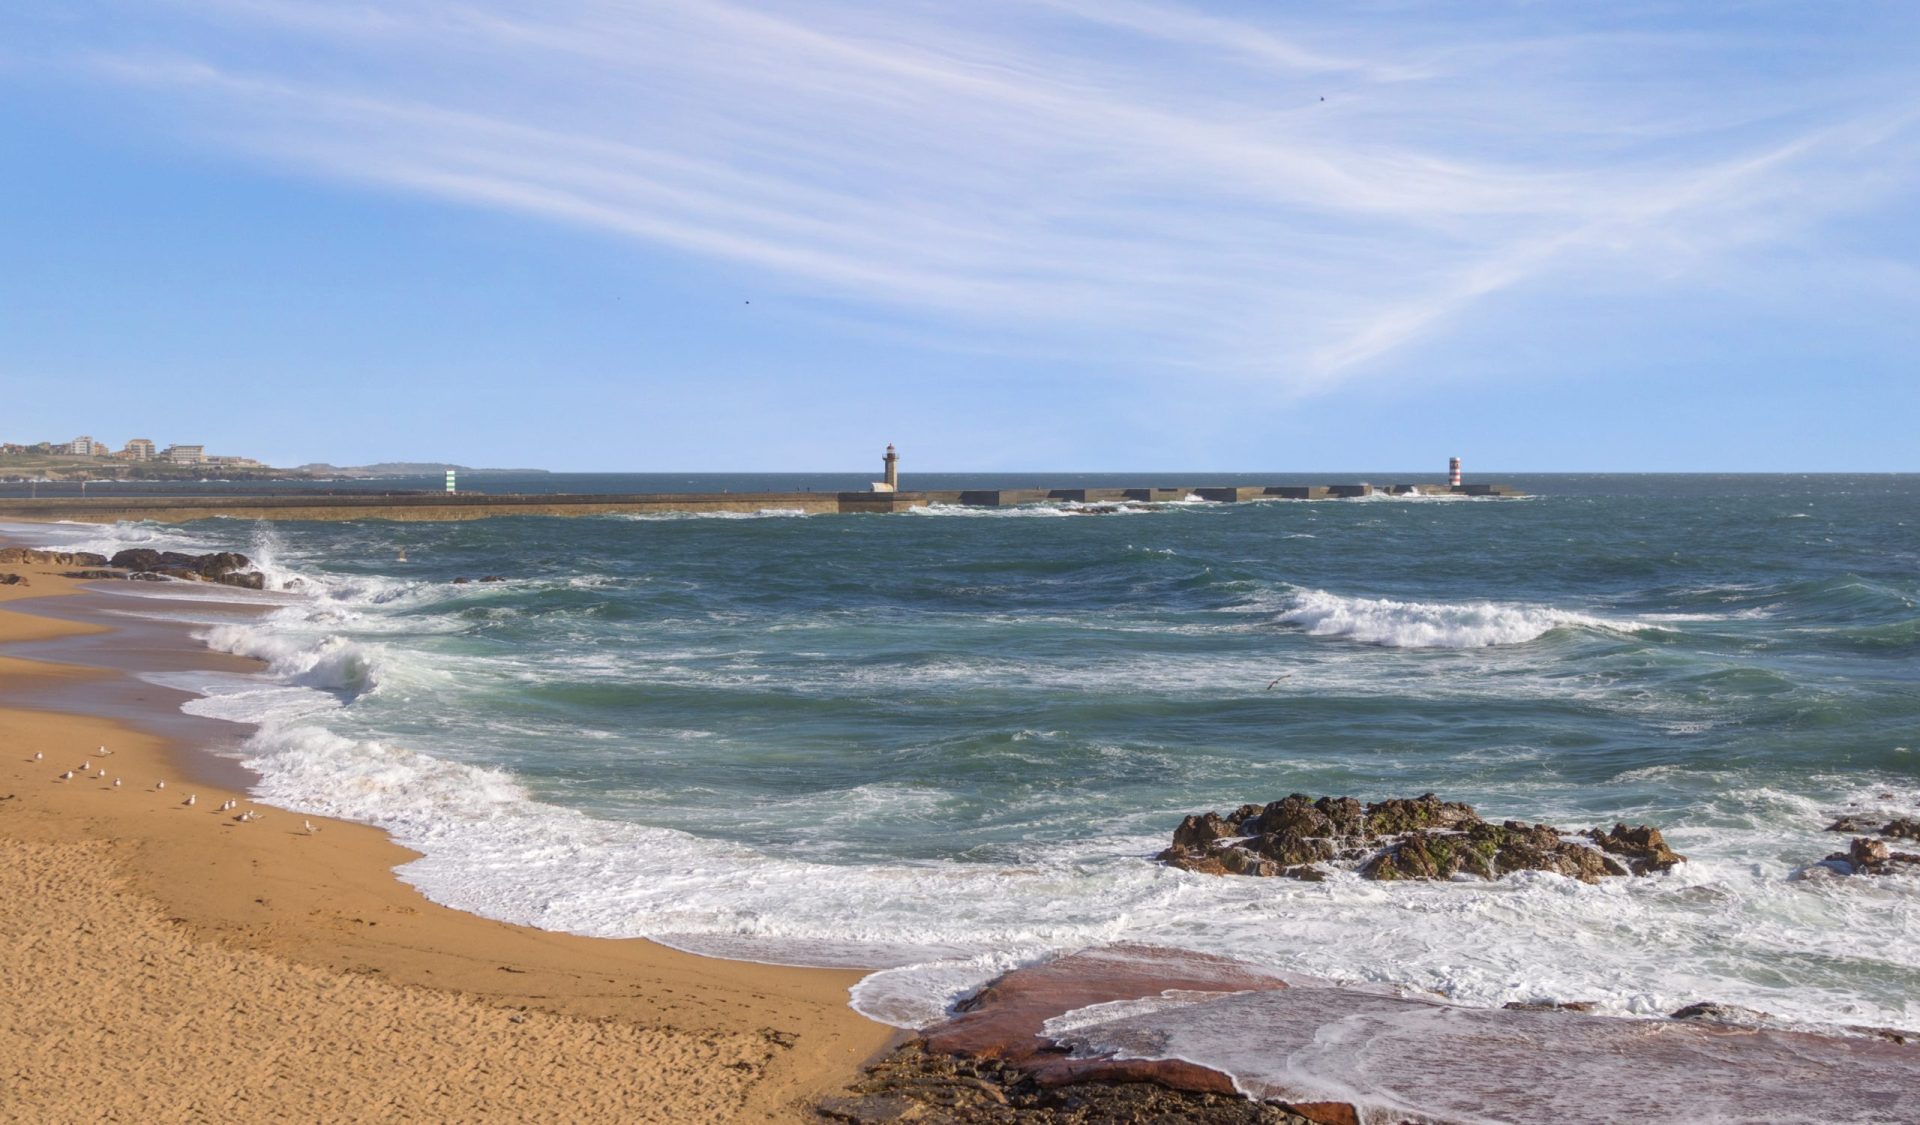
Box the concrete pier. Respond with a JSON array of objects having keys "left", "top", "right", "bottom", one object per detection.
[{"left": 0, "top": 481, "right": 1523, "bottom": 524}]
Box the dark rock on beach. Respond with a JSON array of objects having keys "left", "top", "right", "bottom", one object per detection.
[
  {"left": 107, "top": 549, "right": 265, "bottom": 589},
  {"left": 1669, "top": 1001, "right": 1777, "bottom": 1027},
  {"left": 1159, "top": 792, "right": 1683, "bottom": 884},
  {"left": 818, "top": 1041, "right": 1319, "bottom": 1125},
  {"left": 1504, "top": 1000, "right": 1598, "bottom": 1013}
]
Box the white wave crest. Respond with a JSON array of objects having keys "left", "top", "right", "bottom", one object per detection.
[
  {"left": 1278, "top": 588, "right": 1648, "bottom": 648},
  {"left": 201, "top": 621, "right": 385, "bottom": 695},
  {"left": 2, "top": 518, "right": 222, "bottom": 559},
  {"left": 608, "top": 508, "right": 812, "bottom": 521}
]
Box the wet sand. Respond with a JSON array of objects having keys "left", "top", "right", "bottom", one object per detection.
[{"left": 0, "top": 560, "right": 896, "bottom": 1122}]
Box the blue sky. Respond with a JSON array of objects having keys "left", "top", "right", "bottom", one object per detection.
[{"left": 4, "top": 1, "right": 1918, "bottom": 471}]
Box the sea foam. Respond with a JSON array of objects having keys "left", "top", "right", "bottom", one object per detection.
[{"left": 1277, "top": 588, "right": 1648, "bottom": 648}]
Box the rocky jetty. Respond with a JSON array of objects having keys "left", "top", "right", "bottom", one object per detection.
[
  {"left": 105, "top": 549, "right": 267, "bottom": 590},
  {"left": 1158, "top": 793, "right": 1684, "bottom": 884}
]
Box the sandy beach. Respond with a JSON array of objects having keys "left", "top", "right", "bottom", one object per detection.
[{"left": 0, "top": 559, "right": 896, "bottom": 1122}]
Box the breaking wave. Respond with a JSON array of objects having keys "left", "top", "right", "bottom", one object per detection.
[{"left": 1277, "top": 588, "right": 1650, "bottom": 648}]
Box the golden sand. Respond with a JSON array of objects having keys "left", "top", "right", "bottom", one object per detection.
[{"left": 0, "top": 563, "right": 893, "bottom": 1122}]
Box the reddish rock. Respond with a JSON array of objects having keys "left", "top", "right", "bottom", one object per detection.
[{"left": 1588, "top": 823, "right": 1687, "bottom": 875}]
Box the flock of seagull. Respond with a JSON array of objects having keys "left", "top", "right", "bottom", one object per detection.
[{"left": 41, "top": 745, "right": 320, "bottom": 834}]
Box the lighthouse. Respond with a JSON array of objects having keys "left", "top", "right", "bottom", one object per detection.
[
  {"left": 872, "top": 444, "right": 900, "bottom": 493},
  {"left": 1449, "top": 456, "right": 1462, "bottom": 488}
]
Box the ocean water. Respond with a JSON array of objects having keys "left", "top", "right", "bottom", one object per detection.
[{"left": 21, "top": 475, "right": 1920, "bottom": 1056}]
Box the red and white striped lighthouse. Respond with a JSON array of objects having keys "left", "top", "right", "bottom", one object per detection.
[{"left": 1448, "top": 456, "right": 1462, "bottom": 488}]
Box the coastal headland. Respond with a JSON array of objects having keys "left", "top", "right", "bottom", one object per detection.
[{"left": 0, "top": 481, "right": 1523, "bottom": 523}]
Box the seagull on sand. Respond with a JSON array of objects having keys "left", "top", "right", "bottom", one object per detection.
[
  {"left": 155, "top": 780, "right": 165, "bottom": 790},
  {"left": 113, "top": 778, "right": 122, "bottom": 788},
  {"left": 184, "top": 795, "right": 196, "bottom": 807},
  {"left": 96, "top": 746, "right": 112, "bottom": 756},
  {"left": 32, "top": 751, "right": 42, "bottom": 760},
  {"left": 59, "top": 770, "right": 74, "bottom": 780},
  {"left": 304, "top": 820, "right": 319, "bottom": 834}
]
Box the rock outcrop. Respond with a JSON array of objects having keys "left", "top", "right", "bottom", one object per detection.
[
  {"left": 1821, "top": 836, "right": 1920, "bottom": 877},
  {"left": 107, "top": 549, "right": 266, "bottom": 590},
  {"left": 1586, "top": 823, "right": 1687, "bottom": 875},
  {"left": 1827, "top": 814, "right": 1920, "bottom": 842},
  {"left": 0, "top": 548, "right": 108, "bottom": 567},
  {"left": 821, "top": 946, "right": 1329, "bottom": 1125},
  {"left": 1159, "top": 793, "right": 1684, "bottom": 885},
  {"left": 1813, "top": 808, "right": 1920, "bottom": 876}
]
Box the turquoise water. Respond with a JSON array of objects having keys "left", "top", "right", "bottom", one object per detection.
[{"left": 32, "top": 474, "right": 1920, "bottom": 1035}]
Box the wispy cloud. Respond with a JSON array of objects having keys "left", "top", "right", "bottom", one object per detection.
[{"left": 46, "top": 0, "right": 1920, "bottom": 386}]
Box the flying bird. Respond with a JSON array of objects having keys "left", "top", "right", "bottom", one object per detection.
[{"left": 1266, "top": 673, "right": 1294, "bottom": 690}]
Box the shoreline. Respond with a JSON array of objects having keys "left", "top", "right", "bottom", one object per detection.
[{"left": 0, "top": 556, "right": 898, "bottom": 1121}]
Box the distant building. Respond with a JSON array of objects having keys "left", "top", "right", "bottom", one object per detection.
[
  {"left": 120, "top": 438, "right": 157, "bottom": 461},
  {"left": 205, "top": 455, "right": 264, "bottom": 468},
  {"left": 64, "top": 436, "right": 102, "bottom": 456},
  {"left": 160, "top": 444, "right": 207, "bottom": 465}
]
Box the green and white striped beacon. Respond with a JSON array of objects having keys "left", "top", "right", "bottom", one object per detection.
[{"left": 445, "top": 469, "right": 457, "bottom": 495}]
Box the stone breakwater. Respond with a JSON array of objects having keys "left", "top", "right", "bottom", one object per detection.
[
  {"left": 1157, "top": 793, "right": 1686, "bottom": 883},
  {"left": 0, "top": 480, "right": 1525, "bottom": 524}
]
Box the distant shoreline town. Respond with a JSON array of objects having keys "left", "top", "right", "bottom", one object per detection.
[{"left": 0, "top": 435, "right": 544, "bottom": 482}]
